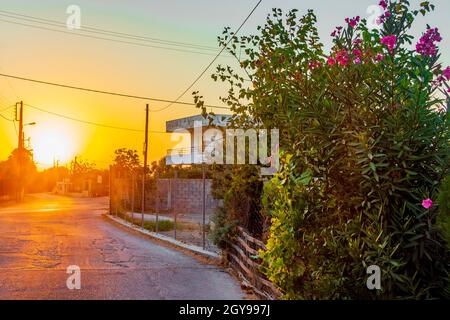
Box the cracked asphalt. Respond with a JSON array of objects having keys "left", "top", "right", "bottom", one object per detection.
[{"left": 0, "top": 194, "right": 244, "bottom": 300}]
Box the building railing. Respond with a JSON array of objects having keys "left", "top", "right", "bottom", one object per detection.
[{"left": 166, "top": 147, "right": 203, "bottom": 156}]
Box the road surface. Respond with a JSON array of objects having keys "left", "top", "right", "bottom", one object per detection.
[{"left": 0, "top": 194, "right": 244, "bottom": 300}]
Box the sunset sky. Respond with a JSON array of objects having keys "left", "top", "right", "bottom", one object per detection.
[{"left": 1, "top": 0, "right": 449, "bottom": 169}]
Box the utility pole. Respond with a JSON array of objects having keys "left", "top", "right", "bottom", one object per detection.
[
  {"left": 109, "top": 165, "right": 113, "bottom": 216},
  {"left": 17, "top": 101, "right": 24, "bottom": 202},
  {"left": 202, "top": 162, "right": 206, "bottom": 250},
  {"left": 141, "top": 104, "right": 149, "bottom": 227},
  {"left": 131, "top": 173, "right": 135, "bottom": 222},
  {"left": 73, "top": 156, "right": 78, "bottom": 174},
  {"left": 15, "top": 101, "right": 36, "bottom": 202},
  {"left": 17, "top": 101, "right": 23, "bottom": 150}
]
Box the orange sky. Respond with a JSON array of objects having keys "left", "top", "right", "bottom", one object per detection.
[{"left": 1, "top": 0, "right": 449, "bottom": 170}]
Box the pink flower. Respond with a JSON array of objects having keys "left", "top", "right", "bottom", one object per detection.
[
  {"left": 416, "top": 28, "right": 442, "bottom": 57},
  {"left": 381, "top": 35, "right": 397, "bottom": 53},
  {"left": 309, "top": 61, "right": 322, "bottom": 70},
  {"left": 327, "top": 56, "right": 336, "bottom": 66},
  {"left": 379, "top": 0, "right": 388, "bottom": 10},
  {"left": 422, "top": 198, "right": 433, "bottom": 209},
  {"left": 376, "top": 53, "right": 384, "bottom": 61},
  {"left": 336, "top": 49, "right": 349, "bottom": 66},
  {"left": 346, "top": 16, "right": 360, "bottom": 28},
  {"left": 376, "top": 16, "right": 384, "bottom": 25},
  {"left": 331, "top": 27, "right": 343, "bottom": 38},
  {"left": 385, "top": 11, "right": 392, "bottom": 17},
  {"left": 354, "top": 57, "right": 362, "bottom": 64},
  {"left": 353, "top": 49, "right": 362, "bottom": 56},
  {"left": 432, "top": 75, "right": 446, "bottom": 89},
  {"left": 442, "top": 67, "right": 450, "bottom": 80}
]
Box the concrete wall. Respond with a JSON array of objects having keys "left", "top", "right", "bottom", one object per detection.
[{"left": 146, "top": 179, "right": 220, "bottom": 215}]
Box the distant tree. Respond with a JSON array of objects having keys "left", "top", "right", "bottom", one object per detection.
[
  {"left": 0, "top": 148, "right": 37, "bottom": 197},
  {"left": 150, "top": 157, "right": 211, "bottom": 179},
  {"left": 71, "top": 157, "right": 96, "bottom": 175},
  {"left": 113, "top": 148, "right": 140, "bottom": 173}
]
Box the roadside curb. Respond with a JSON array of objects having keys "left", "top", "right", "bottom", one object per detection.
[{"left": 104, "top": 214, "right": 221, "bottom": 261}]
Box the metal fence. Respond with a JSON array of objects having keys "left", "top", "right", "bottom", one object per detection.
[{"left": 109, "top": 166, "right": 220, "bottom": 253}]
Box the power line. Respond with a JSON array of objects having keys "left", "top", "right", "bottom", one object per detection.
[
  {"left": 0, "top": 9, "right": 218, "bottom": 52},
  {"left": 0, "top": 87, "right": 15, "bottom": 105},
  {"left": 0, "top": 73, "right": 230, "bottom": 110},
  {"left": 0, "top": 113, "right": 13, "bottom": 121},
  {"left": 13, "top": 120, "right": 18, "bottom": 137},
  {"left": 0, "top": 66, "right": 20, "bottom": 100},
  {"left": 156, "top": 0, "right": 262, "bottom": 113},
  {"left": 0, "top": 18, "right": 222, "bottom": 57},
  {"left": 25, "top": 103, "right": 168, "bottom": 134},
  {"left": 0, "top": 105, "right": 14, "bottom": 113}
]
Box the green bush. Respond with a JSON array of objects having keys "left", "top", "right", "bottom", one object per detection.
[
  {"left": 143, "top": 220, "right": 174, "bottom": 232},
  {"left": 209, "top": 205, "right": 237, "bottom": 249},
  {"left": 118, "top": 212, "right": 175, "bottom": 232},
  {"left": 210, "top": 165, "right": 264, "bottom": 248},
  {"left": 438, "top": 176, "right": 450, "bottom": 246},
  {"left": 210, "top": 0, "right": 450, "bottom": 299}
]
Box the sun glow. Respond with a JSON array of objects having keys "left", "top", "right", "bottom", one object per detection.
[{"left": 30, "top": 124, "right": 78, "bottom": 168}]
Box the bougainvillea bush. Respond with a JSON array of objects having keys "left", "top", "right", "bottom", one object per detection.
[{"left": 209, "top": 0, "right": 450, "bottom": 299}]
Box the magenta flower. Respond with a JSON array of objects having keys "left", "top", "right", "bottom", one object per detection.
[
  {"left": 381, "top": 35, "right": 397, "bottom": 53},
  {"left": 354, "top": 57, "right": 362, "bottom": 65},
  {"left": 327, "top": 56, "right": 336, "bottom": 66},
  {"left": 331, "top": 26, "right": 343, "bottom": 38},
  {"left": 442, "top": 67, "right": 450, "bottom": 80},
  {"left": 379, "top": 0, "right": 388, "bottom": 10},
  {"left": 309, "top": 61, "right": 322, "bottom": 70},
  {"left": 416, "top": 28, "right": 442, "bottom": 57},
  {"left": 376, "top": 53, "right": 384, "bottom": 61},
  {"left": 422, "top": 198, "right": 433, "bottom": 209},
  {"left": 353, "top": 49, "right": 362, "bottom": 56},
  {"left": 336, "top": 49, "right": 349, "bottom": 66},
  {"left": 345, "top": 16, "right": 360, "bottom": 28},
  {"left": 376, "top": 16, "right": 384, "bottom": 25},
  {"left": 432, "top": 75, "right": 446, "bottom": 89}
]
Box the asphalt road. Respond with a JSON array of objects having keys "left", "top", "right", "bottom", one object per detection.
[{"left": 0, "top": 194, "right": 244, "bottom": 300}]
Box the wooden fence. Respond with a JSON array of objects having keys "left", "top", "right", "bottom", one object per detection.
[{"left": 226, "top": 226, "right": 282, "bottom": 300}]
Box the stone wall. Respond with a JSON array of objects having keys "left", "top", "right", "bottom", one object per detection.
[{"left": 146, "top": 178, "right": 220, "bottom": 215}]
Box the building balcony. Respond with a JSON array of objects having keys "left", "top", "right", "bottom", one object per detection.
[{"left": 165, "top": 147, "right": 204, "bottom": 165}]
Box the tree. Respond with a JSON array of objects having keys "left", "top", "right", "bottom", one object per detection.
[
  {"left": 205, "top": 0, "right": 449, "bottom": 299},
  {"left": 71, "top": 157, "right": 96, "bottom": 175},
  {"left": 113, "top": 148, "right": 140, "bottom": 173},
  {"left": 0, "top": 148, "right": 37, "bottom": 199}
]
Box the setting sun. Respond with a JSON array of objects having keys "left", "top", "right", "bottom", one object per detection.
[{"left": 30, "top": 123, "right": 77, "bottom": 167}]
